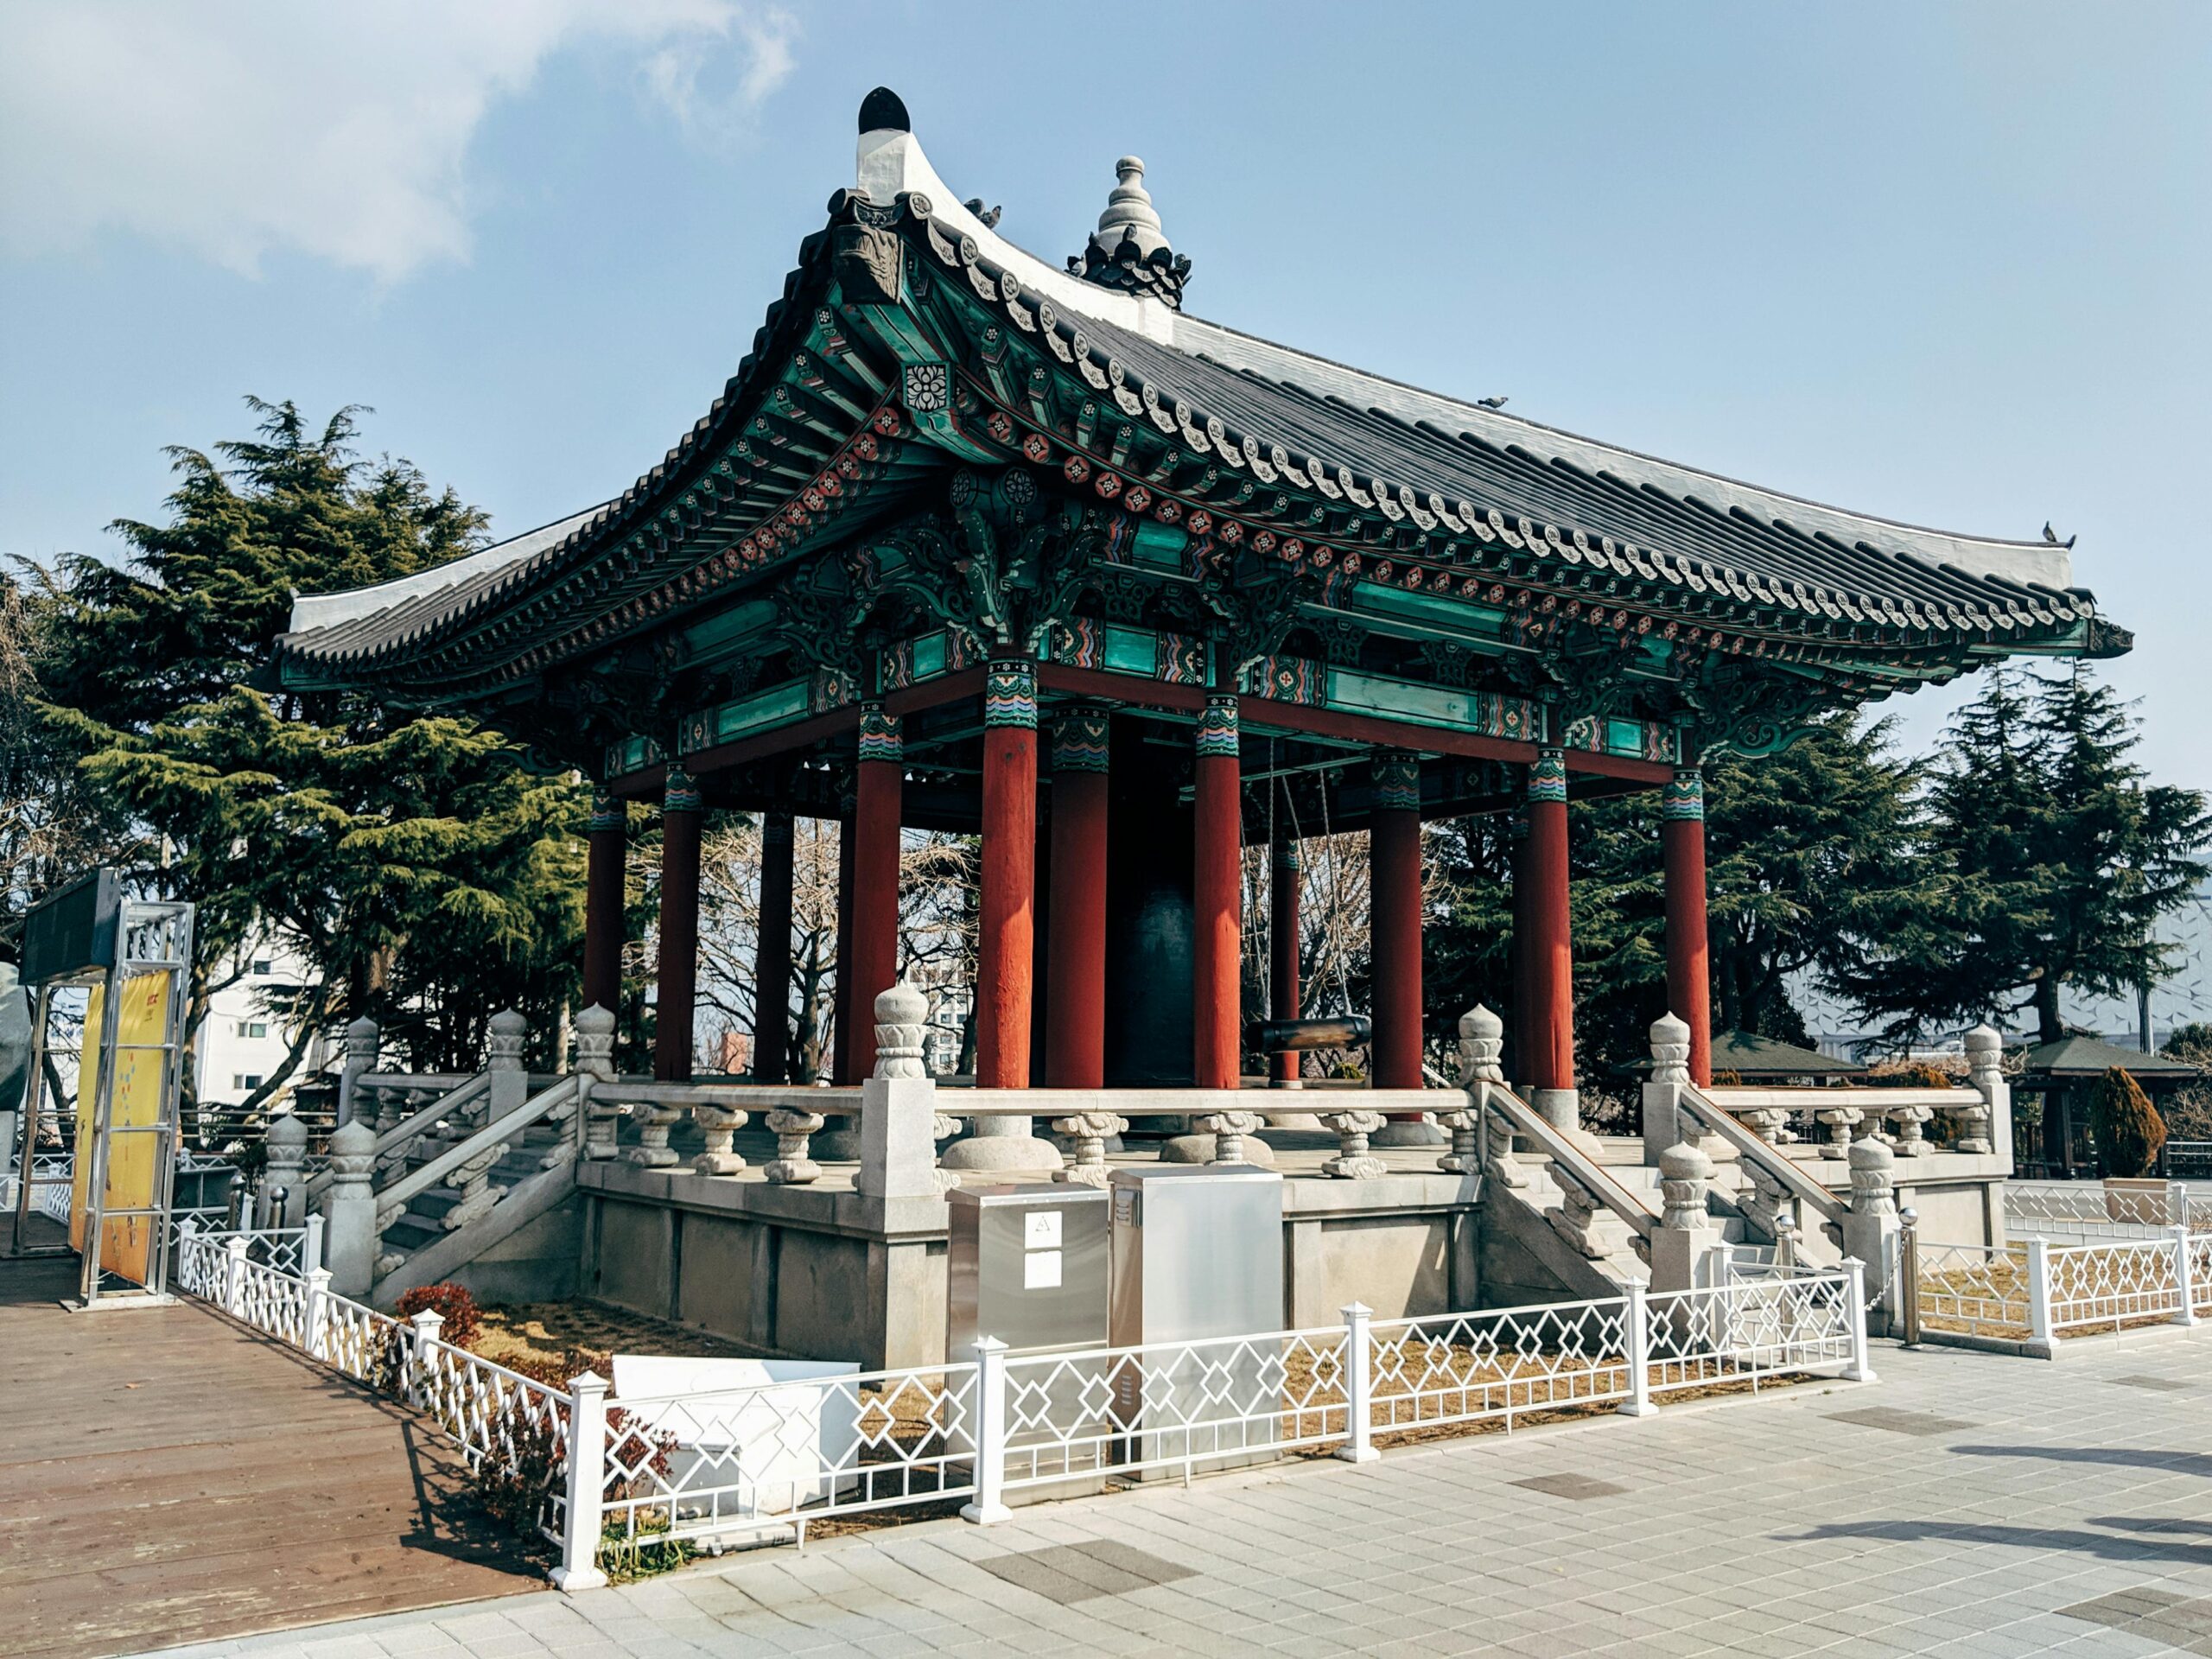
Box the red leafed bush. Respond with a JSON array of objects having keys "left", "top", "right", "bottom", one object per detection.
[{"left": 394, "top": 1283, "right": 480, "bottom": 1349}]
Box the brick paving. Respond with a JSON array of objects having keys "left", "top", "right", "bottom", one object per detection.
[{"left": 138, "top": 1327, "right": 2212, "bottom": 1658}]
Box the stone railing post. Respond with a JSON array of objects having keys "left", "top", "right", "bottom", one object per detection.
[
  {"left": 1459, "top": 1005, "right": 1527, "bottom": 1188},
  {"left": 1841, "top": 1136, "right": 1900, "bottom": 1332},
  {"left": 692, "top": 1103, "right": 748, "bottom": 1175},
  {"left": 1318, "top": 1109, "right": 1386, "bottom": 1179},
  {"left": 859, "top": 983, "right": 954, "bottom": 1198},
  {"left": 1441, "top": 1006, "right": 1501, "bottom": 1175},
  {"left": 260, "top": 1113, "right": 308, "bottom": 1230},
  {"left": 1961, "top": 1024, "right": 2005, "bottom": 1157},
  {"left": 1815, "top": 1104, "right": 1861, "bottom": 1160},
  {"left": 1649, "top": 1140, "right": 1724, "bottom": 1292},
  {"left": 573, "top": 1006, "right": 619, "bottom": 1160},
  {"left": 337, "top": 1014, "right": 378, "bottom": 1128},
  {"left": 486, "top": 1007, "right": 529, "bottom": 1119},
  {"left": 1641, "top": 1013, "right": 1691, "bottom": 1166},
  {"left": 322, "top": 1118, "right": 378, "bottom": 1299}
]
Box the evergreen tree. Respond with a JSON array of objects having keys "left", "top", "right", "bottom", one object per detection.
[
  {"left": 1854, "top": 665, "right": 2210, "bottom": 1045},
  {"left": 35, "top": 399, "right": 589, "bottom": 1109}
]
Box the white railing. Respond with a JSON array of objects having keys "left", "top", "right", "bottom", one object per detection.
[
  {"left": 585, "top": 1270, "right": 1866, "bottom": 1561},
  {"left": 2006, "top": 1179, "right": 2209, "bottom": 1240},
  {"left": 1903, "top": 1221, "right": 2212, "bottom": 1351},
  {"left": 601, "top": 1360, "right": 982, "bottom": 1550}
]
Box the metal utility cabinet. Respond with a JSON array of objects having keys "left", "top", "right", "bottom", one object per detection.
[
  {"left": 1107, "top": 1164, "right": 1285, "bottom": 1476},
  {"left": 946, "top": 1183, "right": 1112, "bottom": 1503}
]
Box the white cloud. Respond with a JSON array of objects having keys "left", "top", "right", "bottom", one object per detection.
[{"left": 0, "top": 0, "right": 798, "bottom": 283}]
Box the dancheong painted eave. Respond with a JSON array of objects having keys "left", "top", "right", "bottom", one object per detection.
[{"left": 275, "top": 87, "right": 2129, "bottom": 711}]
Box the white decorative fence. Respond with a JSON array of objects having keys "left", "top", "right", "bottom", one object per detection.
[
  {"left": 589, "top": 1268, "right": 1869, "bottom": 1563},
  {"left": 1904, "top": 1221, "right": 2212, "bottom": 1354},
  {"left": 173, "top": 1222, "right": 1868, "bottom": 1592}
]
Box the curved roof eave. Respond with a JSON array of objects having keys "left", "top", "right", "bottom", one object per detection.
[{"left": 857, "top": 125, "right": 2075, "bottom": 594}]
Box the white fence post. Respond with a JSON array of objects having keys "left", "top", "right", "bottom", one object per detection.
[
  {"left": 552, "top": 1370, "right": 611, "bottom": 1592},
  {"left": 2025, "top": 1236, "right": 2056, "bottom": 1357},
  {"left": 960, "top": 1336, "right": 1012, "bottom": 1524},
  {"left": 2174, "top": 1224, "right": 2199, "bottom": 1328},
  {"left": 1336, "top": 1302, "right": 1380, "bottom": 1461},
  {"left": 1841, "top": 1257, "right": 1878, "bottom": 1382},
  {"left": 224, "top": 1236, "right": 250, "bottom": 1317},
  {"left": 406, "top": 1309, "right": 444, "bottom": 1407},
  {"left": 1618, "top": 1282, "right": 1657, "bottom": 1417},
  {"left": 303, "top": 1267, "right": 332, "bottom": 1360},
  {"left": 303, "top": 1212, "right": 325, "bottom": 1275}
]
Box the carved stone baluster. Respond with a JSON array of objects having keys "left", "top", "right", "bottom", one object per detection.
[
  {"left": 574, "top": 1007, "right": 620, "bottom": 1161},
  {"left": 765, "top": 1108, "right": 824, "bottom": 1185},
  {"left": 692, "top": 1103, "right": 748, "bottom": 1175},
  {"left": 1740, "top": 1105, "right": 1792, "bottom": 1147},
  {"left": 1051, "top": 1111, "right": 1128, "bottom": 1187},
  {"left": 626, "top": 1103, "right": 683, "bottom": 1168},
  {"left": 1198, "top": 1109, "right": 1265, "bottom": 1165},
  {"left": 1545, "top": 1166, "right": 1611, "bottom": 1259},
  {"left": 443, "top": 1142, "right": 509, "bottom": 1229},
  {"left": 1886, "top": 1101, "right": 1933, "bottom": 1158},
  {"left": 1442, "top": 1006, "right": 1503, "bottom": 1175},
  {"left": 1738, "top": 1157, "right": 1791, "bottom": 1243},
  {"left": 1318, "top": 1109, "right": 1386, "bottom": 1179},
  {"left": 1815, "top": 1106, "right": 1861, "bottom": 1160}
]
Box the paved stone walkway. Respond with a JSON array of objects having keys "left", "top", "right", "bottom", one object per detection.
[{"left": 143, "top": 1328, "right": 2212, "bottom": 1658}]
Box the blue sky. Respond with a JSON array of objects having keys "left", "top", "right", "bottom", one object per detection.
[{"left": 3, "top": 1, "right": 2206, "bottom": 794}]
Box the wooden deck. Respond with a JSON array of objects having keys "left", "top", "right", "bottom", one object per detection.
[{"left": 0, "top": 1258, "right": 542, "bottom": 1658}]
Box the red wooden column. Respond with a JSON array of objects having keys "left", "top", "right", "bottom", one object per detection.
[
  {"left": 1192, "top": 695, "right": 1243, "bottom": 1090},
  {"left": 1268, "top": 807, "right": 1300, "bottom": 1086},
  {"left": 1662, "top": 766, "right": 1713, "bottom": 1087},
  {"left": 1523, "top": 748, "right": 1579, "bottom": 1128},
  {"left": 832, "top": 787, "right": 856, "bottom": 1084},
  {"left": 1046, "top": 705, "right": 1109, "bottom": 1088},
  {"left": 582, "top": 791, "right": 627, "bottom": 1019},
  {"left": 848, "top": 705, "right": 905, "bottom": 1080},
  {"left": 753, "top": 806, "right": 795, "bottom": 1083},
  {"left": 977, "top": 660, "right": 1039, "bottom": 1089},
  {"left": 653, "top": 767, "right": 703, "bottom": 1082},
  {"left": 1506, "top": 809, "right": 1533, "bottom": 1084},
  {"left": 1370, "top": 752, "right": 1426, "bottom": 1094}
]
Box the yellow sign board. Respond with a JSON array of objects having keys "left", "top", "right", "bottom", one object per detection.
[{"left": 70, "top": 969, "right": 171, "bottom": 1285}]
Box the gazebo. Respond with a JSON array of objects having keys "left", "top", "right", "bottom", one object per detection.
[
  {"left": 276, "top": 89, "right": 2127, "bottom": 1132},
  {"left": 2014, "top": 1034, "right": 2200, "bottom": 1179}
]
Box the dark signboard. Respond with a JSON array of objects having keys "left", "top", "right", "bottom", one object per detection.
[{"left": 22, "top": 868, "right": 124, "bottom": 985}]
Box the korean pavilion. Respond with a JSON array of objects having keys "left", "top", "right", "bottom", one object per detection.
[{"left": 278, "top": 89, "right": 2126, "bottom": 1129}]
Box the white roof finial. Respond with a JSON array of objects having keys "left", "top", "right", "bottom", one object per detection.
[{"left": 1080, "top": 155, "right": 1190, "bottom": 308}]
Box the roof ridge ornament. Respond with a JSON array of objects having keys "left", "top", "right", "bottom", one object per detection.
[{"left": 1073, "top": 155, "right": 1192, "bottom": 310}]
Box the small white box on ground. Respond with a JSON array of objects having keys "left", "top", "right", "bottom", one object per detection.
[{"left": 608, "top": 1353, "right": 861, "bottom": 1524}]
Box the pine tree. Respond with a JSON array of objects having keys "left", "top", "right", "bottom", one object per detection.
[
  {"left": 34, "top": 399, "right": 589, "bottom": 1108},
  {"left": 1854, "top": 664, "right": 2210, "bottom": 1045}
]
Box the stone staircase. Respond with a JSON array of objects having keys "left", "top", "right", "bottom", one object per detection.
[{"left": 377, "top": 1117, "right": 574, "bottom": 1264}]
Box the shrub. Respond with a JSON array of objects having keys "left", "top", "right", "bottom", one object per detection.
[
  {"left": 394, "top": 1282, "right": 480, "bottom": 1349},
  {"left": 1866, "top": 1061, "right": 1956, "bottom": 1090},
  {"left": 2092, "top": 1066, "right": 2166, "bottom": 1178}
]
